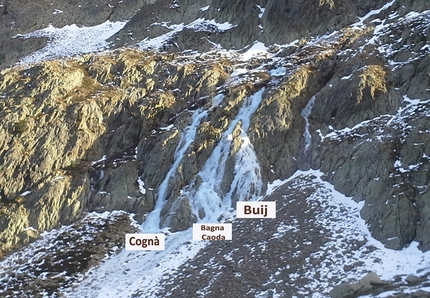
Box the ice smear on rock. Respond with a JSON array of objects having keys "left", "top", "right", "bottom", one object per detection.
[{"left": 301, "top": 95, "right": 316, "bottom": 152}]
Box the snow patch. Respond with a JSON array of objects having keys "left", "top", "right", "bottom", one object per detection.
[
  {"left": 138, "top": 18, "right": 235, "bottom": 50},
  {"left": 231, "top": 68, "right": 249, "bottom": 77},
  {"left": 160, "top": 124, "right": 175, "bottom": 131},
  {"left": 256, "top": 5, "right": 265, "bottom": 19},
  {"left": 241, "top": 42, "right": 268, "bottom": 61},
  {"left": 354, "top": 0, "right": 396, "bottom": 26},
  {"left": 16, "top": 21, "right": 126, "bottom": 65},
  {"left": 188, "top": 18, "right": 236, "bottom": 31},
  {"left": 265, "top": 170, "right": 430, "bottom": 295},
  {"left": 137, "top": 177, "right": 146, "bottom": 195},
  {"left": 92, "top": 155, "right": 107, "bottom": 166},
  {"left": 270, "top": 67, "right": 287, "bottom": 77},
  {"left": 341, "top": 74, "right": 353, "bottom": 80}
]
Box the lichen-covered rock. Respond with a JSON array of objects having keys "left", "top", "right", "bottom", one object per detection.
[{"left": 0, "top": 49, "right": 233, "bottom": 255}]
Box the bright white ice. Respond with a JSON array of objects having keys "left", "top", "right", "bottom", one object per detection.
[{"left": 66, "top": 90, "right": 266, "bottom": 298}]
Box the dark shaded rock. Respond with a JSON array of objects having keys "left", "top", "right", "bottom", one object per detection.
[
  {"left": 309, "top": 12, "right": 430, "bottom": 250},
  {"left": 412, "top": 290, "right": 430, "bottom": 298}
]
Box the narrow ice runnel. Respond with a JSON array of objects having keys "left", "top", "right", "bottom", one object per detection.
[
  {"left": 301, "top": 95, "right": 316, "bottom": 152},
  {"left": 188, "top": 88, "right": 265, "bottom": 222},
  {"left": 141, "top": 108, "right": 208, "bottom": 232}
]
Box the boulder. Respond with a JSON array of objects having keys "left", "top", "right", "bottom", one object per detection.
[
  {"left": 329, "top": 282, "right": 361, "bottom": 298},
  {"left": 330, "top": 272, "right": 385, "bottom": 298},
  {"left": 406, "top": 274, "right": 425, "bottom": 285}
]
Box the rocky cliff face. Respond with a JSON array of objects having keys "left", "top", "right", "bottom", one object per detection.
[{"left": 0, "top": 0, "right": 430, "bottom": 296}]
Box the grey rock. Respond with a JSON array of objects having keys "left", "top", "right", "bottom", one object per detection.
[
  {"left": 406, "top": 274, "right": 425, "bottom": 285},
  {"left": 1, "top": 0, "right": 430, "bottom": 258},
  {"left": 358, "top": 271, "right": 382, "bottom": 290},
  {"left": 330, "top": 272, "right": 384, "bottom": 298},
  {"left": 160, "top": 196, "right": 195, "bottom": 232},
  {"left": 412, "top": 290, "right": 430, "bottom": 298},
  {"left": 329, "top": 283, "right": 361, "bottom": 298}
]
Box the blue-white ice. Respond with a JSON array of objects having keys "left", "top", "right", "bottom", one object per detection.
[
  {"left": 142, "top": 109, "right": 208, "bottom": 232},
  {"left": 301, "top": 95, "right": 316, "bottom": 152},
  {"left": 187, "top": 88, "right": 265, "bottom": 222}
]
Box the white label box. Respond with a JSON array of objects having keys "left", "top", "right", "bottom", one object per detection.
[
  {"left": 236, "top": 201, "right": 276, "bottom": 218},
  {"left": 125, "top": 233, "right": 165, "bottom": 250},
  {"left": 193, "top": 223, "right": 232, "bottom": 240}
]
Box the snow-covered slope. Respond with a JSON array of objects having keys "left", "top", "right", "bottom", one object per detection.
[{"left": 63, "top": 171, "right": 430, "bottom": 298}]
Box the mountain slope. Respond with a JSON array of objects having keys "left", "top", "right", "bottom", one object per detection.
[{"left": 0, "top": 0, "right": 429, "bottom": 297}]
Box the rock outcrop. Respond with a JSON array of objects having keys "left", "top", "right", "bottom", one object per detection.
[
  {"left": 329, "top": 272, "right": 389, "bottom": 298},
  {"left": 309, "top": 9, "right": 430, "bottom": 249}
]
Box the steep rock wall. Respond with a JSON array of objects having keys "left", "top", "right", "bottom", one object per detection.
[{"left": 0, "top": 49, "right": 234, "bottom": 255}]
